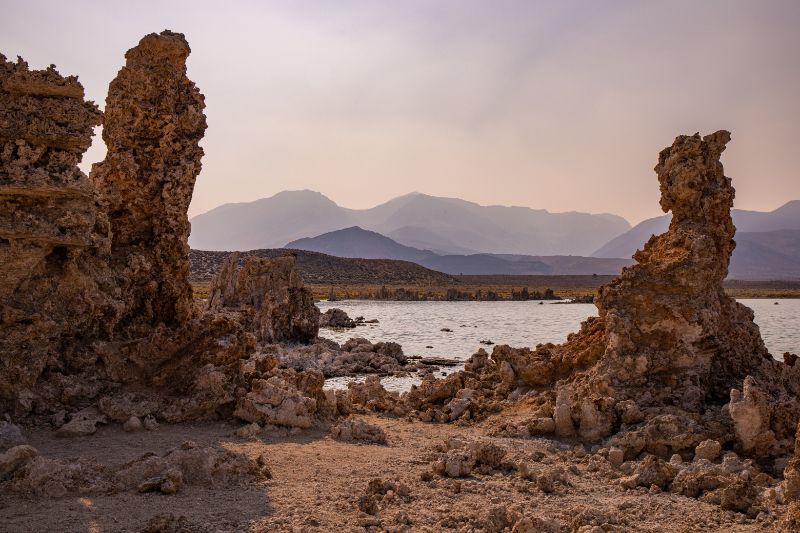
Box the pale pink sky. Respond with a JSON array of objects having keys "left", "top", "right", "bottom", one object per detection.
[{"left": 3, "top": 0, "right": 799, "bottom": 224}]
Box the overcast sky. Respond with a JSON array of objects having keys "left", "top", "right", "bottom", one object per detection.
[{"left": 3, "top": 0, "right": 799, "bottom": 224}]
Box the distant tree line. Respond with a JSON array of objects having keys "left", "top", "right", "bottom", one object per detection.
[{"left": 324, "top": 286, "right": 563, "bottom": 302}]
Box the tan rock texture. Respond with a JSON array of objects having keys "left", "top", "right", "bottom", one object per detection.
[
  {"left": 0, "top": 32, "right": 327, "bottom": 429},
  {"left": 478, "top": 132, "right": 800, "bottom": 459},
  {"left": 91, "top": 30, "right": 206, "bottom": 334},
  {"left": 0, "top": 53, "right": 109, "bottom": 416},
  {"left": 207, "top": 252, "right": 319, "bottom": 343}
]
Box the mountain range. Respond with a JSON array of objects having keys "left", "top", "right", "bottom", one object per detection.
[
  {"left": 591, "top": 201, "right": 800, "bottom": 279},
  {"left": 592, "top": 200, "right": 800, "bottom": 258},
  {"left": 190, "top": 192, "right": 800, "bottom": 279},
  {"left": 189, "top": 190, "right": 631, "bottom": 256},
  {"left": 286, "top": 226, "right": 634, "bottom": 276}
]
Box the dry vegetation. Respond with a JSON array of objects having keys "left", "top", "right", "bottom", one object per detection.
[{"left": 192, "top": 276, "right": 800, "bottom": 301}]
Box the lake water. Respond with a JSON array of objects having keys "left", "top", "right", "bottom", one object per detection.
[{"left": 318, "top": 299, "right": 800, "bottom": 363}]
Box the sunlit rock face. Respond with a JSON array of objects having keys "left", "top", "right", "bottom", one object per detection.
[
  {"left": 91, "top": 31, "right": 207, "bottom": 336},
  {"left": 543, "top": 132, "right": 800, "bottom": 453},
  {"left": 594, "top": 131, "right": 774, "bottom": 407},
  {"left": 452, "top": 131, "right": 800, "bottom": 460},
  {"left": 0, "top": 32, "right": 327, "bottom": 427}
]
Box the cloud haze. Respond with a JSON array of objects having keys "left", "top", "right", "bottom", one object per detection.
[{"left": 2, "top": 0, "right": 799, "bottom": 223}]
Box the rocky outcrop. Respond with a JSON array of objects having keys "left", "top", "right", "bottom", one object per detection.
[
  {"left": 341, "top": 132, "right": 800, "bottom": 479},
  {"left": 207, "top": 252, "right": 319, "bottom": 343},
  {"left": 783, "top": 423, "right": 800, "bottom": 501},
  {"left": 0, "top": 32, "right": 329, "bottom": 430},
  {"left": 319, "top": 308, "right": 355, "bottom": 328},
  {"left": 278, "top": 337, "right": 408, "bottom": 378},
  {"left": 0, "top": 53, "right": 109, "bottom": 416},
  {"left": 462, "top": 132, "right": 800, "bottom": 460},
  {"left": 91, "top": 31, "right": 206, "bottom": 335}
]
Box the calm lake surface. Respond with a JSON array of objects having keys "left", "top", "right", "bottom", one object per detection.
[{"left": 318, "top": 299, "right": 799, "bottom": 362}]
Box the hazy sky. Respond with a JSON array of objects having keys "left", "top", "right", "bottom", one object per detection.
[{"left": 3, "top": 1, "right": 799, "bottom": 224}]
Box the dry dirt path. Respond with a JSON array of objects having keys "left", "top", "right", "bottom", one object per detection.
[{"left": 0, "top": 416, "right": 779, "bottom": 532}]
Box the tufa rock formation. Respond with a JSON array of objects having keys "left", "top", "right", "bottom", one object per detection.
[
  {"left": 487, "top": 131, "right": 800, "bottom": 460},
  {"left": 352, "top": 132, "right": 800, "bottom": 468},
  {"left": 91, "top": 30, "right": 206, "bottom": 334},
  {"left": 207, "top": 252, "right": 319, "bottom": 343},
  {"left": 0, "top": 53, "right": 109, "bottom": 414},
  {"left": 0, "top": 31, "right": 324, "bottom": 426}
]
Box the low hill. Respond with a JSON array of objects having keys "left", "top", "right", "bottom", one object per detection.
[
  {"left": 286, "top": 226, "right": 633, "bottom": 275},
  {"left": 189, "top": 248, "right": 456, "bottom": 285},
  {"left": 728, "top": 230, "right": 800, "bottom": 280}
]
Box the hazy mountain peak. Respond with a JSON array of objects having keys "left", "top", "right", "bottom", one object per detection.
[
  {"left": 190, "top": 190, "right": 633, "bottom": 255},
  {"left": 593, "top": 200, "right": 800, "bottom": 262}
]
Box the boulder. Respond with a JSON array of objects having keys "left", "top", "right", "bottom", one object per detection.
[
  {"left": 330, "top": 417, "right": 387, "bottom": 444},
  {"left": 319, "top": 308, "right": 355, "bottom": 328},
  {"left": 207, "top": 253, "right": 319, "bottom": 344}
]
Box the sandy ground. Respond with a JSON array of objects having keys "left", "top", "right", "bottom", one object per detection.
[{"left": 0, "top": 415, "right": 782, "bottom": 533}]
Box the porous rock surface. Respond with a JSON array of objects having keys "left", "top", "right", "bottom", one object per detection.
[
  {"left": 91, "top": 30, "right": 206, "bottom": 334},
  {"left": 330, "top": 417, "right": 387, "bottom": 444},
  {"left": 277, "top": 337, "right": 408, "bottom": 377},
  {"left": 207, "top": 252, "right": 319, "bottom": 343},
  {"left": 344, "top": 132, "right": 800, "bottom": 510},
  {"left": 0, "top": 32, "right": 327, "bottom": 430},
  {"left": 0, "top": 53, "right": 107, "bottom": 415},
  {"left": 319, "top": 307, "right": 356, "bottom": 328},
  {"left": 429, "top": 131, "right": 800, "bottom": 462}
]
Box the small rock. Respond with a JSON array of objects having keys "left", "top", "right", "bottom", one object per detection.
[
  {"left": 695, "top": 439, "right": 722, "bottom": 461},
  {"left": 137, "top": 468, "right": 183, "bottom": 495},
  {"left": 330, "top": 418, "right": 387, "bottom": 444},
  {"left": 608, "top": 447, "right": 624, "bottom": 467},
  {"left": 56, "top": 410, "right": 105, "bottom": 438},
  {"left": 528, "top": 417, "right": 556, "bottom": 436},
  {"left": 123, "top": 416, "right": 142, "bottom": 432},
  {"left": 235, "top": 422, "right": 261, "bottom": 439},
  {"left": 0, "top": 444, "right": 38, "bottom": 479},
  {"left": 143, "top": 415, "right": 159, "bottom": 431}
]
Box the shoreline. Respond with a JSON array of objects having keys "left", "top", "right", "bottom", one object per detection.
[{"left": 192, "top": 280, "right": 800, "bottom": 300}]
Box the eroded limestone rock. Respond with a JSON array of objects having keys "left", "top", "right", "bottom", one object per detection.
[
  {"left": 330, "top": 417, "right": 387, "bottom": 444},
  {"left": 319, "top": 308, "right": 355, "bottom": 328},
  {"left": 404, "top": 131, "right": 800, "bottom": 466},
  {"left": 91, "top": 31, "right": 206, "bottom": 334},
  {"left": 1, "top": 32, "right": 330, "bottom": 431},
  {"left": 278, "top": 337, "right": 408, "bottom": 377},
  {"left": 207, "top": 252, "right": 319, "bottom": 343},
  {"left": 0, "top": 54, "right": 108, "bottom": 416}
]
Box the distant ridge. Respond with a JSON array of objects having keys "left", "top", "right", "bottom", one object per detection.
[
  {"left": 286, "top": 226, "right": 633, "bottom": 276},
  {"left": 593, "top": 201, "right": 800, "bottom": 258},
  {"left": 592, "top": 201, "right": 800, "bottom": 280},
  {"left": 189, "top": 190, "right": 631, "bottom": 256},
  {"left": 189, "top": 247, "right": 455, "bottom": 285}
]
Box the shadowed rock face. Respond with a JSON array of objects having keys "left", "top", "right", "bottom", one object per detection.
[
  {"left": 0, "top": 32, "right": 323, "bottom": 423},
  {"left": 0, "top": 54, "right": 110, "bottom": 412},
  {"left": 208, "top": 253, "right": 320, "bottom": 344},
  {"left": 92, "top": 31, "right": 207, "bottom": 335}
]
